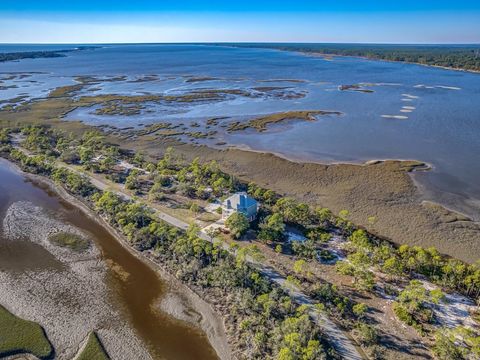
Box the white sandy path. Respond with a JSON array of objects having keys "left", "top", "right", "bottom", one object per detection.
[
  {"left": 421, "top": 280, "right": 477, "bottom": 330},
  {"left": 9, "top": 143, "right": 366, "bottom": 360}
]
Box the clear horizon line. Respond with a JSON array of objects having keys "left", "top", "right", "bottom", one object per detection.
[{"left": 1, "top": 41, "right": 480, "bottom": 46}]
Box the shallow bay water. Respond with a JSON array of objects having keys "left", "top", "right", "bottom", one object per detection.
[
  {"left": 1, "top": 44, "right": 480, "bottom": 219},
  {"left": 0, "top": 158, "right": 219, "bottom": 360}
]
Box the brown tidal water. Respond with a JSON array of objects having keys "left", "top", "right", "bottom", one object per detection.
[{"left": 0, "top": 158, "right": 219, "bottom": 360}]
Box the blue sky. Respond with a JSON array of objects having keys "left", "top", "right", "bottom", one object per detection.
[{"left": 1, "top": 1, "right": 479, "bottom": 43}]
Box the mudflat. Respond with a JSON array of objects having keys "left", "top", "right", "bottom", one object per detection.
[
  {"left": 1, "top": 80, "right": 479, "bottom": 264},
  {"left": 0, "top": 159, "right": 227, "bottom": 360}
]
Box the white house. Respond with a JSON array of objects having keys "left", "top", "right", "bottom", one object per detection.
[{"left": 222, "top": 192, "right": 258, "bottom": 221}]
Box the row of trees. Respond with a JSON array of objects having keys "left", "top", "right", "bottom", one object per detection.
[
  {"left": 13, "top": 125, "right": 238, "bottom": 204},
  {"left": 91, "top": 190, "right": 329, "bottom": 359},
  {"left": 3, "top": 125, "right": 479, "bottom": 358},
  {"left": 0, "top": 129, "right": 330, "bottom": 360},
  {"left": 336, "top": 229, "right": 480, "bottom": 300},
  {"left": 335, "top": 229, "right": 480, "bottom": 356},
  {"left": 231, "top": 43, "right": 480, "bottom": 71},
  {"left": 244, "top": 183, "right": 480, "bottom": 356},
  {"left": 247, "top": 179, "right": 480, "bottom": 303}
]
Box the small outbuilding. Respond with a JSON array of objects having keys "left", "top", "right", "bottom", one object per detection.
[{"left": 222, "top": 192, "right": 258, "bottom": 221}]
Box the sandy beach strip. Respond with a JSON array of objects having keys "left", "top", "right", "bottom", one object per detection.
[
  {"left": 381, "top": 115, "right": 409, "bottom": 119},
  {"left": 401, "top": 93, "right": 419, "bottom": 99}
]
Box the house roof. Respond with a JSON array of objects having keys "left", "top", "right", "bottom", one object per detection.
[{"left": 223, "top": 192, "right": 257, "bottom": 211}]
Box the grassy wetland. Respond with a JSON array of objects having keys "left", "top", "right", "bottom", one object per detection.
[
  {"left": 48, "top": 231, "right": 90, "bottom": 252},
  {"left": 0, "top": 122, "right": 478, "bottom": 359},
  {"left": 0, "top": 305, "right": 53, "bottom": 359},
  {"left": 0, "top": 157, "right": 223, "bottom": 360},
  {"left": 1, "top": 44, "right": 479, "bottom": 360},
  {"left": 227, "top": 110, "right": 342, "bottom": 132},
  {"left": 75, "top": 332, "right": 110, "bottom": 360},
  {"left": 0, "top": 78, "right": 479, "bottom": 263}
]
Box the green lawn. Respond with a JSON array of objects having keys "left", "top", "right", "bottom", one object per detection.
[
  {"left": 76, "top": 332, "right": 110, "bottom": 360},
  {"left": 0, "top": 305, "right": 53, "bottom": 359}
]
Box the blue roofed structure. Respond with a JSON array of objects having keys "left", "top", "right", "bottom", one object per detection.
[{"left": 222, "top": 192, "right": 258, "bottom": 221}]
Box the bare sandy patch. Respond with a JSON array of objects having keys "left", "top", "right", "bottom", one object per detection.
[
  {"left": 401, "top": 94, "right": 419, "bottom": 99},
  {"left": 381, "top": 115, "right": 409, "bottom": 119},
  {"left": 436, "top": 85, "right": 461, "bottom": 90}
]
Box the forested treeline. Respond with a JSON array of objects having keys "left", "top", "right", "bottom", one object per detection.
[
  {"left": 244, "top": 182, "right": 480, "bottom": 301},
  {"left": 0, "top": 46, "right": 97, "bottom": 62},
  {"left": 1, "top": 125, "right": 479, "bottom": 358},
  {"left": 221, "top": 43, "right": 480, "bottom": 71},
  {"left": 0, "top": 126, "right": 330, "bottom": 360},
  {"left": 1, "top": 125, "right": 480, "bottom": 301}
]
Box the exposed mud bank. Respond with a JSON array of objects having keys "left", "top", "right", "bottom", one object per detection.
[
  {"left": 0, "top": 200, "right": 151, "bottom": 360},
  {"left": 1, "top": 80, "right": 479, "bottom": 263},
  {"left": 14, "top": 164, "right": 230, "bottom": 360}
]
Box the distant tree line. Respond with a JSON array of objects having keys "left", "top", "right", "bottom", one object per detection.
[
  {"left": 221, "top": 43, "right": 480, "bottom": 71},
  {"left": 0, "top": 46, "right": 98, "bottom": 62}
]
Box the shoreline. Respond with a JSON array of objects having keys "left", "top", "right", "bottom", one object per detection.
[
  {"left": 293, "top": 50, "right": 480, "bottom": 74},
  {"left": 410, "top": 172, "right": 480, "bottom": 222},
  {"left": 50, "top": 112, "right": 475, "bottom": 226},
  {"left": 218, "top": 142, "right": 480, "bottom": 223},
  {"left": 225, "top": 141, "right": 433, "bottom": 169},
  {"left": 1, "top": 86, "right": 479, "bottom": 261},
  {"left": 211, "top": 43, "right": 480, "bottom": 74},
  {"left": 65, "top": 114, "right": 479, "bottom": 225},
  {"left": 167, "top": 142, "right": 480, "bottom": 263},
  {"left": 4, "top": 159, "right": 231, "bottom": 360}
]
